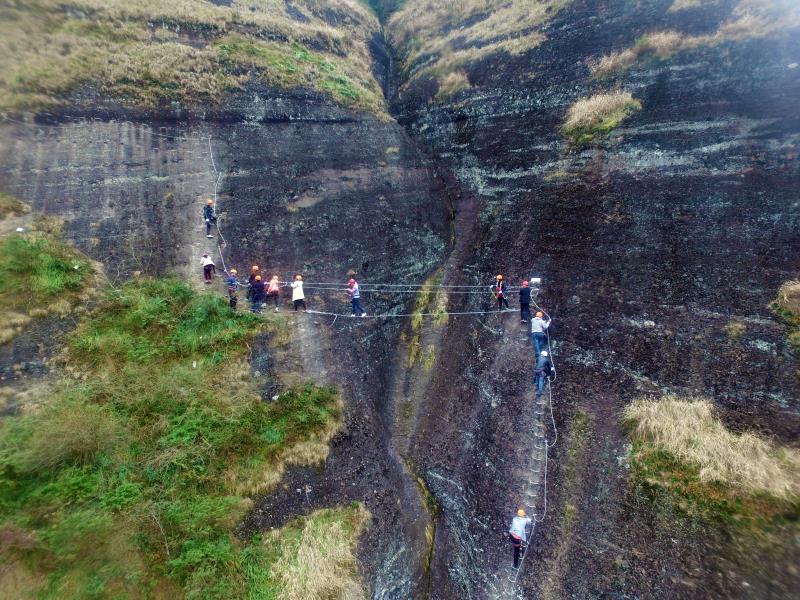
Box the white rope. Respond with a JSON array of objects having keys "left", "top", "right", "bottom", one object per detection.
[{"left": 305, "top": 308, "right": 517, "bottom": 319}]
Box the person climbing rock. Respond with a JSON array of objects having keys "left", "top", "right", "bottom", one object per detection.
[
  {"left": 534, "top": 350, "right": 554, "bottom": 398},
  {"left": 291, "top": 274, "right": 306, "bottom": 311},
  {"left": 200, "top": 252, "right": 215, "bottom": 284},
  {"left": 519, "top": 280, "right": 531, "bottom": 323},
  {"left": 250, "top": 274, "right": 265, "bottom": 313},
  {"left": 530, "top": 310, "right": 551, "bottom": 355},
  {"left": 267, "top": 274, "right": 281, "bottom": 312},
  {"left": 203, "top": 199, "right": 217, "bottom": 238},
  {"left": 347, "top": 278, "right": 366, "bottom": 317},
  {"left": 225, "top": 268, "right": 239, "bottom": 311},
  {"left": 247, "top": 265, "right": 260, "bottom": 303},
  {"left": 509, "top": 508, "right": 532, "bottom": 569},
  {"left": 491, "top": 274, "right": 509, "bottom": 310}
]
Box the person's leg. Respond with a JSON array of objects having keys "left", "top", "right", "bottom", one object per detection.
[
  {"left": 351, "top": 298, "right": 358, "bottom": 315},
  {"left": 206, "top": 221, "right": 211, "bottom": 236},
  {"left": 300, "top": 299, "right": 306, "bottom": 311},
  {"left": 513, "top": 541, "right": 521, "bottom": 568},
  {"left": 504, "top": 297, "right": 510, "bottom": 309},
  {"left": 533, "top": 333, "right": 541, "bottom": 355},
  {"left": 537, "top": 372, "right": 544, "bottom": 395}
]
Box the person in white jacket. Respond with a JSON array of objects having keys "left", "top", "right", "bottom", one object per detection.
[
  {"left": 291, "top": 274, "right": 306, "bottom": 311},
  {"left": 509, "top": 508, "right": 532, "bottom": 569},
  {"left": 200, "top": 252, "right": 215, "bottom": 284}
]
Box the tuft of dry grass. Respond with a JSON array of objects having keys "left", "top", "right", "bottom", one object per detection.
[
  {"left": 270, "top": 504, "right": 371, "bottom": 600},
  {"left": 0, "top": 192, "right": 30, "bottom": 220},
  {"left": 669, "top": 0, "right": 707, "bottom": 11},
  {"left": 592, "top": 0, "right": 800, "bottom": 77},
  {"left": 388, "top": 0, "right": 570, "bottom": 86},
  {"left": 774, "top": 280, "right": 800, "bottom": 317},
  {"left": 561, "top": 90, "right": 642, "bottom": 143},
  {"left": 625, "top": 396, "right": 800, "bottom": 499},
  {"left": 435, "top": 70, "right": 471, "bottom": 99}
]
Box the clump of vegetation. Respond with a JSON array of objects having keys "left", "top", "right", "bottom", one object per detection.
[
  {"left": 265, "top": 504, "right": 370, "bottom": 600},
  {"left": 771, "top": 280, "right": 800, "bottom": 376},
  {"left": 0, "top": 232, "right": 96, "bottom": 343},
  {"left": 0, "top": 276, "right": 345, "bottom": 597},
  {"left": 0, "top": 0, "right": 385, "bottom": 115},
  {"left": 724, "top": 319, "right": 747, "bottom": 341},
  {"left": 625, "top": 396, "right": 800, "bottom": 502},
  {"left": 435, "top": 70, "right": 471, "bottom": 99},
  {"left": 388, "top": 0, "right": 570, "bottom": 87},
  {"left": 407, "top": 271, "right": 448, "bottom": 368},
  {"left": 0, "top": 192, "right": 30, "bottom": 220},
  {"left": 561, "top": 91, "right": 642, "bottom": 145},
  {"left": 591, "top": 0, "right": 800, "bottom": 77}
]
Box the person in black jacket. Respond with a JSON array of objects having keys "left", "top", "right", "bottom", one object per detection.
[
  {"left": 491, "top": 274, "right": 509, "bottom": 310},
  {"left": 203, "top": 199, "right": 217, "bottom": 238},
  {"left": 519, "top": 280, "right": 531, "bottom": 323}
]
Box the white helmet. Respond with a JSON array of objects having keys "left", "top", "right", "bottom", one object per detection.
[{"left": 540, "top": 351, "right": 548, "bottom": 357}]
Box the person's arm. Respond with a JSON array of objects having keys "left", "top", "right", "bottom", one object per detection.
[{"left": 543, "top": 318, "right": 551, "bottom": 330}]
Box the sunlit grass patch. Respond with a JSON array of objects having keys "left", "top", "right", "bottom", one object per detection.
[
  {"left": 561, "top": 91, "right": 642, "bottom": 145},
  {"left": 625, "top": 396, "right": 800, "bottom": 501}
]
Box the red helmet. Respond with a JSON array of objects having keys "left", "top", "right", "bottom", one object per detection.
[
  {"left": 522, "top": 280, "right": 529, "bottom": 287},
  {"left": 348, "top": 278, "right": 356, "bottom": 285}
]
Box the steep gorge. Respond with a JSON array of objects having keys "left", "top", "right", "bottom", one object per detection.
[{"left": 0, "top": 0, "right": 799, "bottom": 599}]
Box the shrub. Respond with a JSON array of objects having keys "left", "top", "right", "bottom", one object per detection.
[
  {"left": 0, "top": 192, "right": 30, "bottom": 220},
  {"left": 561, "top": 91, "right": 642, "bottom": 144},
  {"left": 435, "top": 70, "right": 471, "bottom": 99}
]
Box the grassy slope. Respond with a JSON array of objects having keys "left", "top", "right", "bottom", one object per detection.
[
  {"left": 0, "top": 0, "right": 385, "bottom": 116},
  {"left": 625, "top": 396, "right": 798, "bottom": 531},
  {"left": 0, "top": 263, "right": 363, "bottom": 599}
]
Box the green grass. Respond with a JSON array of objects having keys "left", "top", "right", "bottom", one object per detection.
[
  {"left": 629, "top": 444, "right": 798, "bottom": 531},
  {"left": 0, "top": 277, "right": 343, "bottom": 598}
]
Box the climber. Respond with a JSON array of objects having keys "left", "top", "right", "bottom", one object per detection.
[
  {"left": 200, "top": 252, "right": 215, "bottom": 284},
  {"left": 534, "top": 350, "right": 554, "bottom": 398},
  {"left": 203, "top": 199, "right": 217, "bottom": 238},
  {"left": 508, "top": 508, "right": 532, "bottom": 569},
  {"left": 491, "top": 274, "right": 509, "bottom": 310},
  {"left": 225, "top": 268, "right": 239, "bottom": 311},
  {"left": 250, "top": 275, "right": 265, "bottom": 313},
  {"left": 291, "top": 274, "right": 306, "bottom": 311},
  {"left": 267, "top": 274, "right": 281, "bottom": 312},
  {"left": 530, "top": 310, "right": 551, "bottom": 355},
  {"left": 347, "top": 278, "right": 367, "bottom": 317},
  {"left": 246, "top": 265, "right": 260, "bottom": 303},
  {"left": 519, "top": 280, "right": 531, "bottom": 324}
]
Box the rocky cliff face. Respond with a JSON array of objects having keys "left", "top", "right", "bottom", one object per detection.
[
  {"left": 1, "top": 0, "right": 799, "bottom": 598},
  {"left": 383, "top": 0, "right": 800, "bottom": 598}
]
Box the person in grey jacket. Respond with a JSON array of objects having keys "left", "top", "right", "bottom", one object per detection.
[
  {"left": 509, "top": 508, "right": 532, "bottom": 569},
  {"left": 530, "top": 311, "right": 551, "bottom": 355}
]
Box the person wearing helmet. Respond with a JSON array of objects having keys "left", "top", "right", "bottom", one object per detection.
[
  {"left": 225, "top": 269, "right": 240, "bottom": 311},
  {"left": 491, "top": 274, "right": 509, "bottom": 310},
  {"left": 530, "top": 310, "right": 551, "bottom": 356},
  {"left": 347, "top": 277, "right": 366, "bottom": 317},
  {"left": 519, "top": 280, "right": 532, "bottom": 324},
  {"left": 534, "top": 350, "right": 554, "bottom": 398},
  {"left": 247, "top": 265, "right": 260, "bottom": 302},
  {"left": 203, "top": 199, "right": 217, "bottom": 238},
  {"left": 200, "top": 252, "right": 215, "bottom": 284},
  {"left": 509, "top": 508, "right": 532, "bottom": 569},
  {"left": 267, "top": 274, "right": 281, "bottom": 312},
  {"left": 250, "top": 274, "right": 266, "bottom": 313},
  {"left": 291, "top": 274, "right": 306, "bottom": 311}
]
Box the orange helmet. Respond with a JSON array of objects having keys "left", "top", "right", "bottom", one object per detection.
[
  {"left": 230, "top": 269, "right": 238, "bottom": 275},
  {"left": 496, "top": 274, "right": 503, "bottom": 280},
  {"left": 517, "top": 508, "right": 525, "bottom": 517},
  {"left": 252, "top": 265, "right": 259, "bottom": 271},
  {"left": 536, "top": 311, "right": 543, "bottom": 317},
  {"left": 255, "top": 275, "right": 262, "bottom": 281},
  {"left": 295, "top": 274, "right": 303, "bottom": 280},
  {"left": 207, "top": 199, "right": 214, "bottom": 205}
]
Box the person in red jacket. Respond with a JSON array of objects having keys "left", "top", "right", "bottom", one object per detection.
[
  {"left": 267, "top": 274, "right": 281, "bottom": 311},
  {"left": 491, "top": 274, "right": 509, "bottom": 310}
]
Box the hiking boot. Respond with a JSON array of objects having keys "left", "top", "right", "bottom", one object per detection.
[
  {"left": 206, "top": 234, "right": 213, "bottom": 238},
  {"left": 361, "top": 312, "right": 367, "bottom": 317}
]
